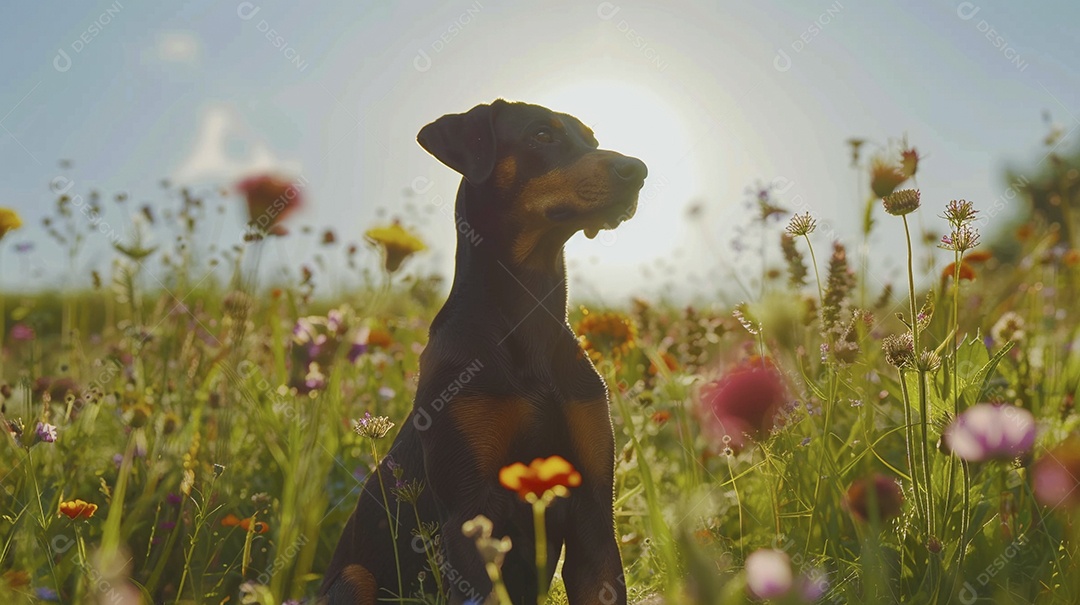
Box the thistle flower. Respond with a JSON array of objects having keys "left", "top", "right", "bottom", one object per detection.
[
  {"left": 845, "top": 474, "right": 904, "bottom": 522},
  {"left": 870, "top": 155, "right": 907, "bottom": 198},
  {"left": 939, "top": 225, "right": 981, "bottom": 253},
  {"left": 944, "top": 403, "right": 1036, "bottom": 462},
  {"left": 0, "top": 208, "right": 23, "bottom": 240},
  {"left": 916, "top": 349, "right": 941, "bottom": 372},
  {"left": 882, "top": 189, "right": 921, "bottom": 216},
  {"left": 498, "top": 456, "right": 581, "bottom": 502},
  {"left": 365, "top": 220, "right": 427, "bottom": 274},
  {"left": 882, "top": 332, "right": 915, "bottom": 368},
  {"left": 785, "top": 212, "right": 817, "bottom": 237},
  {"left": 942, "top": 199, "right": 978, "bottom": 226},
  {"left": 900, "top": 146, "right": 921, "bottom": 178},
  {"left": 354, "top": 412, "right": 395, "bottom": 440}
]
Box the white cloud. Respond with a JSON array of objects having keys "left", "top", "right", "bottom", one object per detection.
[{"left": 172, "top": 105, "right": 302, "bottom": 185}]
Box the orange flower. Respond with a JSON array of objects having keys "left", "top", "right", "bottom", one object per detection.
[
  {"left": 576, "top": 310, "right": 638, "bottom": 361},
  {"left": 964, "top": 250, "right": 993, "bottom": 264},
  {"left": 237, "top": 174, "right": 304, "bottom": 236},
  {"left": 941, "top": 261, "right": 976, "bottom": 282},
  {"left": 367, "top": 327, "right": 393, "bottom": 349},
  {"left": 1063, "top": 249, "right": 1080, "bottom": 267},
  {"left": 59, "top": 499, "right": 98, "bottom": 520},
  {"left": 845, "top": 474, "right": 904, "bottom": 522},
  {"left": 221, "top": 513, "right": 242, "bottom": 527},
  {"left": 239, "top": 517, "right": 270, "bottom": 534},
  {"left": 651, "top": 410, "right": 672, "bottom": 425},
  {"left": 648, "top": 352, "right": 679, "bottom": 376},
  {"left": 499, "top": 456, "right": 582, "bottom": 502}
]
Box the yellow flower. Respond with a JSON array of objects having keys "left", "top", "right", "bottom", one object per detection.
[
  {"left": 0, "top": 208, "right": 23, "bottom": 240},
  {"left": 365, "top": 220, "right": 426, "bottom": 274},
  {"left": 499, "top": 456, "right": 582, "bottom": 502},
  {"left": 575, "top": 310, "right": 638, "bottom": 361}
]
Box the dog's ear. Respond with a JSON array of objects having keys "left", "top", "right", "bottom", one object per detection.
[{"left": 417, "top": 103, "right": 497, "bottom": 185}]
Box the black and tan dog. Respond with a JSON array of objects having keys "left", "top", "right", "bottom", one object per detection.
[{"left": 321, "top": 99, "right": 646, "bottom": 604}]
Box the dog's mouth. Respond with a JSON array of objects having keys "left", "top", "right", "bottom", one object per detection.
[{"left": 581, "top": 194, "right": 639, "bottom": 239}]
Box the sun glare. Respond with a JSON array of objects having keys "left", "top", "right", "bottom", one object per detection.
[{"left": 531, "top": 79, "right": 701, "bottom": 296}]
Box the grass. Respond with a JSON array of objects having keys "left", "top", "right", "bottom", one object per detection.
[{"left": 2, "top": 134, "right": 1080, "bottom": 604}]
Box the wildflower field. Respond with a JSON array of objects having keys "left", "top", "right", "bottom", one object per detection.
[{"left": 2, "top": 132, "right": 1080, "bottom": 605}]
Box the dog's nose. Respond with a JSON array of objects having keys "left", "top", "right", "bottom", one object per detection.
[{"left": 611, "top": 156, "right": 648, "bottom": 182}]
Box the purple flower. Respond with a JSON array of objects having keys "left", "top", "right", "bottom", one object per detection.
[
  {"left": 14, "top": 241, "right": 33, "bottom": 253},
  {"left": 745, "top": 549, "right": 793, "bottom": 599},
  {"left": 35, "top": 422, "right": 57, "bottom": 443},
  {"left": 327, "top": 308, "right": 346, "bottom": 333},
  {"left": 378, "top": 386, "right": 396, "bottom": 400},
  {"left": 292, "top": 317, "right": 318, "bottom": 345},
  {"left": 304, "top": 363, "right": 326, "bottom": 391},
  {"left": 944, "top": 403, "right": 1036, "bottom": 462},
  {"left": 35, "top": 587, "right": 59, "bottom": 601},
  {"left": 347, "top": 327, "right": 370, "bottom": 364},
  {"left": 159, "top": 521, "right": 176, "bottom": 530},
  {"left": 113, "top": 453, "right": 125, "bottom": 468},
  {"left": 166, "top": 492, "right": 183, "bottom": 506}
]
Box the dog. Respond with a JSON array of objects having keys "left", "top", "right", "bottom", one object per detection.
[{"left": 321, "top": 99, "right": 647, "bottom": 605}]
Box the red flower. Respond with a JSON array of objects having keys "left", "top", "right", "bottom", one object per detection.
[
  {"left": 236, "top": 174, "right": 304, "bottom": 236},
  {"left": 845, "top": 474, "right": 904, "bottom": 522},
  {"left": 698, "top": 361, "right": 787, "bottom": 448},
  {"left": 499, "top": 456, "right": 582, "bottom": 502},
  {"left": 59, "top": 499, "right": 98, "bottom": 520}
]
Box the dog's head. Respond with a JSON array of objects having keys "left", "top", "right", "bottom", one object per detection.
[{"left": 417, "top": 99, "right": 647, "bottom": 264}]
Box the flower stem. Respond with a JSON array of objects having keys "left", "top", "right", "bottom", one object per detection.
[
  {"left": 370, "top": 439, "right": 404, "bottom": 602},
  {"left": 532, "top": 498, "right": 549, "bottom": 604}
]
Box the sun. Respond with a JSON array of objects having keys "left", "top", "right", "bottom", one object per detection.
[{"left": 529, "top": 79, "right": 701, "bottom": 294}]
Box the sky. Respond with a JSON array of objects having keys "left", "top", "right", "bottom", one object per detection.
[{"left": 2, "top": 0, "right": 1079, "bottom": 304}]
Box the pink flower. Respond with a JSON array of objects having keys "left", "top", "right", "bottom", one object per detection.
[
  {"left": 699, "top": 360, "right": 787, "bottom": 449},
  {"left": 944, "top": 403, "right": 1035, "bottom": 462},
  {"left": 10, "top": 323, "right": 35, "bottom": 341},
  {"left": 1034, "top": 440, "right": 1080, "bottom": 509},
  {"left": 746, "top": 549, "right": 793, "bottom": 599}
]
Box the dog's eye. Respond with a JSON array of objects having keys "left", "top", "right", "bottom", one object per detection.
[{"left": 532, "top": 129, "right": 555, "bottom": 144}]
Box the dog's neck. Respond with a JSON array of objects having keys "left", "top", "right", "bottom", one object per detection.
[{"left": 434, "top": 183, "right": 574, "bottom": 349}]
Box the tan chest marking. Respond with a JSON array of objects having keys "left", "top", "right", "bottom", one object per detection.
[{"left": 450, "top": 397, "right": 536, "bottom": 478}]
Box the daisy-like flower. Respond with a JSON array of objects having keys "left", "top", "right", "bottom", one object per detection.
[
  {"left": 498, "top": 456, "right": 582, "bottom": 502},
  {"left": 354, "top": 412, "right": 395, "bottom": 440},
  {"left": 365, "top": 220, "right": 427, "bottom": 274},
  {"left": 35, "top": 422, "right": 57, "bottom": 444},
  {"left": 944, "top": 403, "right": 1036, "bottom": 462},
  {"left": 882, "top": 189, "right": 921, "bottom": 216},
  {"left": 575, "top": 310, "right": 638, "bottom": 361},
  {"left": 844, "top": 474, "right": 904, "bottom": 522},
  {"left": 991, "top": 311, "right": 1026, "bottom": 345},
  {"left": 237, "top": 174, "right": 304, "bottom": 237},
  {"left": 59, "top": 499, "right": 98, "bottom": 520},
  {"left": 0, "top": 208, "right": 22, "bottom": 240}
]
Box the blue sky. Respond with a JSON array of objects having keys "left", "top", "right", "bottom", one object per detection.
[{"left": 2, "top": 0, "right": 1078, "bottom": 302}]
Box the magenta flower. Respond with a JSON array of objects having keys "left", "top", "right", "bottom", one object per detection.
[
  {"left": 10, "top": 323, "right": 35, "bottom": 341},
  {"left": 35, "top": 422, "right": 57, "bottom": 443},
  {"left": 944, "top": 403, "right": 1035, "bottom": 462}
]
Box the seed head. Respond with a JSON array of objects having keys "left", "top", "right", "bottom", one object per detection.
[
  {"left": 354, "top": 412, "right": 395, "bottom": 440},
  {"left": 785, "top": 212, "right": 817, "bottom": 237},
  {"left": 882, "top": 332, "right": 915, "bottom": 368},
  {"left": 882, "top": 189, "right": 921, "bottom": 216}
]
